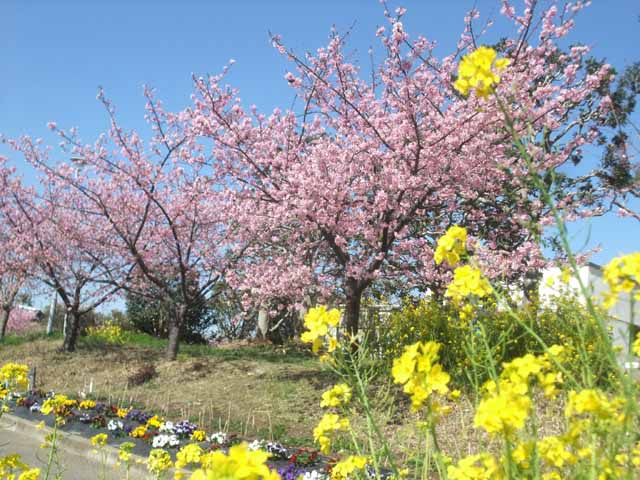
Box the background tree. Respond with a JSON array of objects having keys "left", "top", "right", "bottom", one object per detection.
[
  {"left": 0, "top": 158, "right": 35, "bottom": 339},
  {"left": 14, "top": 88, "right": 244, "bottom": 360},
  {"left": 0, "top": 272, "right": 29, "bottom": 340},
  {"left": 0, "top": 158, "right": 122, "bottom": 351},
  {"left": 575, "top": 61, "right": 640, "bottom": 221},
  {"left": 125, "top": 279, "right": 213, "bottom": 344},
  {"left": 204, "top": 283, "right": 257, "bottom": 342}
]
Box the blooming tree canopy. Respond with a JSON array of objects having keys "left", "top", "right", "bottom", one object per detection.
[
  {"left": 0, "top": 0, "right": 635, "bottom": 347},
  {"left": 184, "top": 1, "right": 618, "bottom": 333},
  {"left": 10, "top": 88, "right": 241, "bottom": 359},
  {"left": 0, "top": 158, "right": 35, "bottom": 339},
  {"left": 0, "top": 154, "right": 123, "bottom": 351}
]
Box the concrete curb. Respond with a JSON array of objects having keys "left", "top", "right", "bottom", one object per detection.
[{"left": 1, "top": 413, "right": 188, "bottom": 479}]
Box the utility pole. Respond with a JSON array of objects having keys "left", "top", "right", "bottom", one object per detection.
[
  {"left": 46, "top": 290, "right": 56, "bottom": 335},
  {"left": 257, "top": 307, "right": 269, "bottom": 339}
]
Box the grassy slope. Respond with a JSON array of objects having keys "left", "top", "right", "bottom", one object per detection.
[
  {"left": 0, "top": 332, "right": 331, "bottom": 446},
  {"left": 0, "top": 331, "right": 566, "bottom": 464}
]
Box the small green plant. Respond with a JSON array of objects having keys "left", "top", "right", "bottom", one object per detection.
[{"left": 117, "top": 442, "right": 136, "bottom": 480}]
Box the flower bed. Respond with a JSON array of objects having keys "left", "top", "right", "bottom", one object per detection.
[{"left": 6, "top": 389, "right": 387, "bottom": 479}]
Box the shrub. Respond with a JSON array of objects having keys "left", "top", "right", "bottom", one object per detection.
[
  {"left": 85, "top": 321, "right": 127, "bottom": 345},
  {"left": 126, "top": 363, "right": 157, "bottom": 387},
  {"left": 376, "top": 292, "right": 615, "bottom": 389},
  {"left": 299, "top": 246, "right": 640, "bottom": 479},
  {"left": 125, "top": 285, "right": 212, "bottom": 344}
]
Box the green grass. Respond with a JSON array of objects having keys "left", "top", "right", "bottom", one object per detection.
[
  {"left": 119, "top": 331, "right": 317, "bottom": 365},
  {"left": 3, "top": 329, "right": 314, "bottom": 366},
  {"left": 0, "top": 331, "right": 62, "bottom": 347}
]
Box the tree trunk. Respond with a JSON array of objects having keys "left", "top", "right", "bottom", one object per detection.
[
  {"left": 344, "top": 281, "right": 364, "bottom": 337},
  {"left": 0, "top": 306, "right": 11, "bottom": 340},
  {"left": 166, "top": 304, "right": 186, "bottom": 361},
  {"left": 62, "top": 310, "right": 82, "bottom": 352},
  {"left": 523, "top": 270, "right": 542, "bottom": 304}
]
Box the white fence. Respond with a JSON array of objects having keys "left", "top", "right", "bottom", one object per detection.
[{"left": 540, "top": 263, "right": 640, "bottom": 366}]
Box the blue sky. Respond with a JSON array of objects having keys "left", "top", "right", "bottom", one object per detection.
[{"left": 2, "top": 0, "right": 639, "bottom": 267}]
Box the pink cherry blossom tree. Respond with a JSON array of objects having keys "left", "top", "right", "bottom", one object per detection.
[
  {"left": 6, "top": 306, "right": 40, "bottom": 335},
  {"left": 184, "top": 1, "right": 616, "bottom": 335},
  {"left": 0, "top": 158, "right": 34, "bottom": 339},
  {"left": 12, "top": 88, "right": 241, "bottom": 360},
  {"left": 0, "top": 157, "right": 123, "bottom": 351},
  {"left": 2, "top": 1, "right": 629, "bottom": 348}
]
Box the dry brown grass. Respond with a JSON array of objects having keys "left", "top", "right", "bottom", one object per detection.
[
  {"left": 0, "top": 335, "right": 331, "bottom": 444},
  {"left": 0, "top": 334, "right": 569, "bottom": 462}
]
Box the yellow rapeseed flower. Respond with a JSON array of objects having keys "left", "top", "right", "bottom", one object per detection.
[
  {"left": 0, "top": 363, "right": 29, "bottom": 391},
  {"left": 300, "top": 306, "right": 341, "bottom": 354},
  {"left": 0, "top": 453, "right": 40, "bottom": 480},
  {"left": 118, "top": 442, "right": 135, "bottom": 462},
  {"left": 538, "top": 435, "right": 576, "bottom": 468},
  {"left": 147, "top": 449, "right": 173, "bottom": 475},
  {"left": 500, "top": 349, "right": 563, "bottom": 398},
  {"left": 565, "top": 389, "right": 626, "bottom": 422},
  {"left": 331, "top": 456, "right": 368, "bottom": 480},
  {"left": 447, "top": 453, "right": 502, "bottom": 479},
  {"left": 392, "top": 341, "right": 450, "bottom": 411},
  {"left": 313, "top": 414, "right": 350, "bottom": 454},
  {"left": 320, "top": 384, "right": 352, "bottom": 408},
  {"left": 602, "top": 253, "right": 640, "bottom": 308},
  {"left": 454, "top": 46, "right": 510, "bottom": 98},
  {"left": 474, "top": 381, "right": 530, "bottom": 436},
  {"left": 512, "top": 441, "right": 534, "bottom": 470},
  {"left": 434, "top": 226, "right": 467, "bottom": 267},
  {"left": 176, "top": 443, "right": 204, "bottom": 469},
  {"left": 18, "top": 468, "right": 41, "bottom": 480},
  {"left": 188, "top": 443, "right": 278, "bottom": 480},
  {"left": 90, "top": 433, "right": 108, "bottom": 447},
  {"left": 445, "top": 265, "right": 493, "bottom": 303}
]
